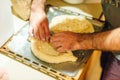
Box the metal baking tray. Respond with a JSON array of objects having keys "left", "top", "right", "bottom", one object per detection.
[{"left": 0, "top": 5, "right": 104, "bottom": 80}]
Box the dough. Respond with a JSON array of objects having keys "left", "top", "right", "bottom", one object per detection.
[
  {"left": 50, "top": 15, "right": 94, "bottom": 33},
  {"left": 11, "top": 0, "right": 31, "bottom": 21},
  {"left": 29, "top": 15, "right": 94, "bottom": 63},
  {"left": 29, "top": 37, "right": 77, "bottom": 63}
]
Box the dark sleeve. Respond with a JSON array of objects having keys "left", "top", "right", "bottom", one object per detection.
[{"left": 101, "top": 0, "right": 120, "bottom": 31}]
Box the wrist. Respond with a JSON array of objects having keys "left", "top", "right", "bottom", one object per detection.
[
  {"left": 91, "top": 34, "right": 95, "bottom": 50},
  {"left": 31, "top": 0, "right": 46, "bottom": 13},
  {"left": 92, "top": 33, "right": 104, "bottom": 50},
  {"left": 77, "top": 34, "right": 94, "bottom": 50},
  {"left": 86, "top": 34, "right": 94, "bottom": 50}
]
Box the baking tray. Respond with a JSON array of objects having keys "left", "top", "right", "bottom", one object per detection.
[{"left": 0, "top": 5, "right": 104, "bottom": 80}]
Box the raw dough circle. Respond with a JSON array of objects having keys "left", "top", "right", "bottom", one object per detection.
[{"left": 29, "top": 37, "right": 77, "bottom": 63}]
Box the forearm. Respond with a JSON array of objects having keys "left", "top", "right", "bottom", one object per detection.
[
  {"left": 93, "top": 27, "right": 120, "bottom": 51},
  {"left": 31, "top": 0, "right": 46, "bottom": 12}
]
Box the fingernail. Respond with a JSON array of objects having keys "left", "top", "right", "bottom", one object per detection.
[
  {"left": 31, "top": 33, "right": 34, "bottom": 37},
  {"left": 42, "top": 38, "right": 45, "bottom": 41},
  {"left": 47, "top": 37, "right": 50, "bottom": 42}
]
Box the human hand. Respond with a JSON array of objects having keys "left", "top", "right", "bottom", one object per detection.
[
  {"left": 50, "top": 31, "right": 93, "bottom": 52},
  {"left": 29, "top": 9, "right": 50, "bottom": 42},
  {"left": 0, "top": 68, "right": 9, "bottom": 80}
]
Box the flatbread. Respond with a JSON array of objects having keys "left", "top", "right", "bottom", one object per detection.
[
  {"left": 29, "top": 37, "right": 77, "bottom": 63},
  {"left": 50, "top": 15, "right": 94, "bottom": 33},
  {"left": 11, "top": 0, "right": 31, "bottom": 21}
]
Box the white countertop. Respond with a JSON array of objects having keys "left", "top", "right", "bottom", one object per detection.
[
  {"left": 0, "top": 15, "right": 55, "bottom": 80},
  {"left": 0, "top": 53, "right": 55, "bottom": 80}
]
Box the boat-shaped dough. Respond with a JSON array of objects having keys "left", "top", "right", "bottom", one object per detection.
[{"left": 29, "top": 37, "right": 77, "bottom": 63}]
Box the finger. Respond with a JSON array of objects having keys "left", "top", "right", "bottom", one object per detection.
[
  {"left": 44, "top": 23, "right": 50, "bottom": 42},
  {"left": 50, "top": 37, "right": 64, "bottom": 48},
  {"left": 0, "top": 68, "right": 9, "bottom": 80},
  {"left": 34, "top": 26, "right": 41, "bottom": 40},
  {"left": 57, "top": 46, "right": 66, "bottom": 53},
  {"left": 50, "top": 36, "right": 64, "bottom": 43},
  {"left": 50, "top": 36, "right": 59, "bottom": 43},
  {"left": 51, "top": 41, "right": 62, "bottom": 49},
  {"left": 39, "top": 24, "right": 45, "bottom": 41},
  {"left": 52, "top": 33, "right": 64, "bottom": 37},
  {"left": 51, "top": 32, "right": 67, "bottom": 40}
]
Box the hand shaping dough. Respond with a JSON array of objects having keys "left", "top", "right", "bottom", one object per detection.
[
  {"left": 50, "top": 15, "right": 94, "bottom": 33},
  {"left": 29, "top": 15, "right": 94, "bottom": 63},
  {"left": 29, "top": 37, "right": 77, "bottom": 63}
]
